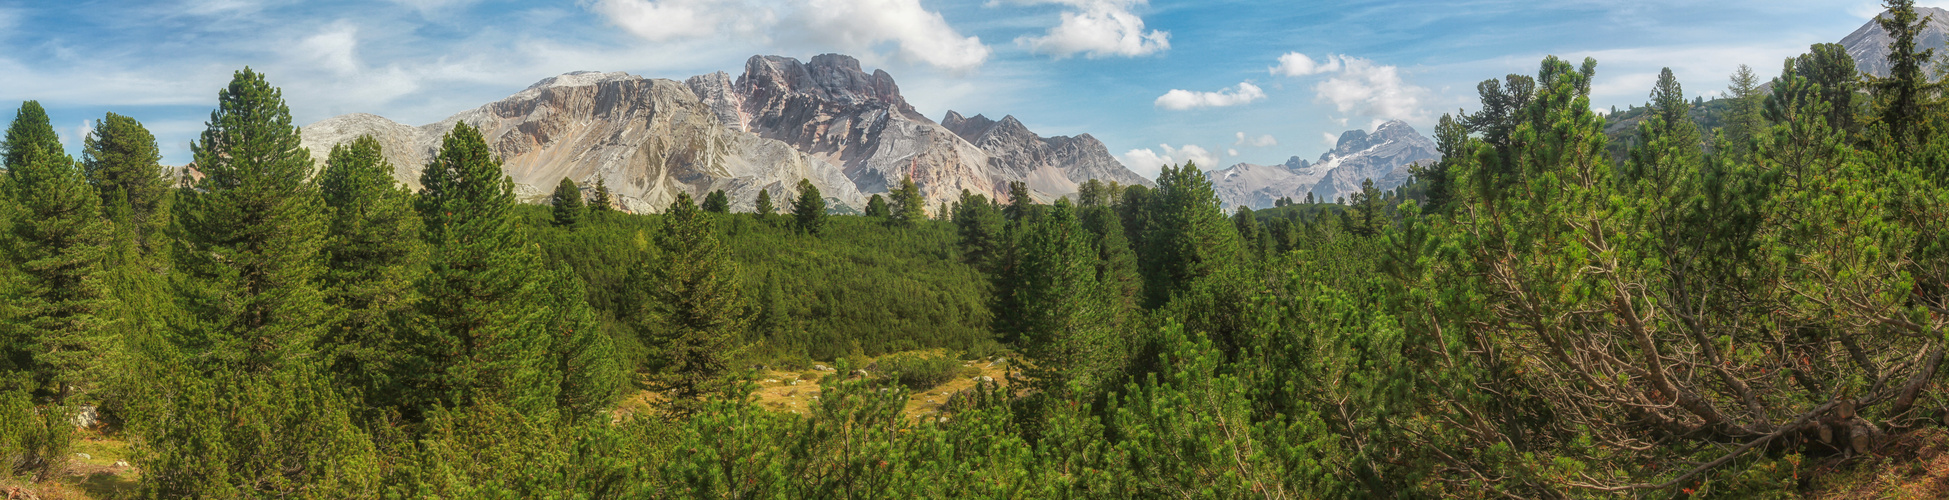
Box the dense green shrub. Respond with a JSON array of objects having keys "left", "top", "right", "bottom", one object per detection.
[{"left": 874, "top": 353, "right": 961, "bottom": 390}]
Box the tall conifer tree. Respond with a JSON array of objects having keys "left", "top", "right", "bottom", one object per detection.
[
  {"left": 889, "top": 175, "right": 926, "bottom": 227},
  {"left": 415, "top": 122, "right": 558, "bottom": 416},
  {"left": 317, "top": 135, "right": 425, "bottom": 410},
  {"left": 2, "top": 101, "right": 112, "bottom": 403},
  {"left": 701, "top": 189, "right": 730, "bottom": 213},
  {"left": 792, "top": 179, "right": 826, "bottom": 235},
  {"left": 82, "top": 112, "right": 171, "bottom": 266},
  {"left": 632, "top": 192, "right": 747, "bottom": 416},
  {"left": 174, "top": 70, "right": 331, "bottom": 372},
  {"left": 591, "top": 178, "right": 615, "bottom": 213},
  {"left": 754, "top": 188, "right": 775, "bottom": 218},
  {"left": 552, "top": 177, "right": 585, "bottom": 228},
  {"left": 149, "top": 68, "right": 377, "bottom": 496}
]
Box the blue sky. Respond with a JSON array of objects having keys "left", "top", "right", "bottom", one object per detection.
[{"left": 0, "top": 0, "right": 1920, "bottom": 177}]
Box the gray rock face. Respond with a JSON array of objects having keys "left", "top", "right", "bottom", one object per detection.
[
  {"left": 300, "top": 113, "right": 435, "bottom": 189},
  {"left": 302, "top": 71, "right": 865, "bottom": 214},
  {"left": 1842, "top": 7, "right": 1949, "bottom": 78},
  {"left": 943, "top": 111, "right": 1155, "bottom": 196},
  {"left": 691, "top": 54, "right": 1150, "bottom": 208},
  {"left": 303, "top": 53, "right": 1152, "bottom": 213},
  {"left": 1208, "top": 120, "right": 1438, "bottom": 209}
]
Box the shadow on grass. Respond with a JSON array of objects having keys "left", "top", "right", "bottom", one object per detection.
[{"left": 72, "top": 472, "right": 139, "bottom": 500}]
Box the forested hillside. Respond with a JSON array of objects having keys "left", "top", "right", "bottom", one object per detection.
[{"left": 4, "top": 1, "right": 1949, "bottom": 498}]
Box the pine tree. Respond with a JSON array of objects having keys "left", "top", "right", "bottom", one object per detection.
[
  {"left": 1232, "top": 206, "right": 1261, "bottom": 249},
  {"left": 173, "top": 70, "right": 332, "bottom": 373},
  {"left": 2, "top": 101, "right": 112, "bottom": 404},
  {"left": 792, "top": 179, "right": 827, "bottom": 235},
  {"left": 1349, "top": 179, "right": 1385, "bottom": 237},
  {"left": 752, "top": 270, "right": 796, "bottom": 355},
  {"left": 1795, "top": 44, "right": 1862, "bottom": 135},
  {"left": 1004, "top": 181, "right": 1034, "bottom": 224},
  {"left": 754, "top": 188, "right": 775, "bottom": 218},
  {"left": 552, "top": 177, "right": 586, "bottom": 228},
  {"left": 1137, "top": 162, "right": 1243, "bottom": 309},
  {"left": 81, "top": 112, "right": 171, "bottom": 266},
  {"left": 1080, "top": 203, "right": 1140, "bottom": 318},
  {"left": 1721, "top": 64, "right": 1766, "bottom": 158},
  {"left": 889, "top": 175, "right": 926, "bottom": 227},
  {"left": 1012, "top": 200, "right": 1117, "bottom": 394},
  {"left": 317, "top": 135, "right": 425, "bottom": 411},
  {"left": 539, "top": 265, "right": 621, "bottom": 421},
  {"left": 865, "top": 194, "right": 889, "bottom": 218},
  {"left": 591, "top": 178, "right": 615, "bottom": 213},
  {"left": 153, "top": 68, "right": 377, "bottom": 495},
  {"left": 702, "top": 189, "right": 730, "bottom": 213},
  {"left": 1871, "top": 0, "right": 1937, "bottom": 149},
  {"left": 953, "top": 189, "right": 1005, "bottom": 272},
  {"left": 415, "top": 122, "right": 559, "bottom": 416},
  {"left": 632, "top": 192, "right": 747, "bottom": 417}
]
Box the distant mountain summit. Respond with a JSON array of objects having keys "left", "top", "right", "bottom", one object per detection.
[
  {"left": 301, "top": 54, "right": 1152, "bottom": 213},
  {"left": 302, "top": 70, "right": 863, "bottom": 213},
  {"left": 1207, "top": 120, "right": 1437, "bottom": 209},
  {"left": 1842, "top": 6, "right": 1949, "bottom": 77}
]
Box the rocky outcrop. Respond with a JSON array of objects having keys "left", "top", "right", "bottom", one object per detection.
[
  {"left": 1208, "top": 121, "right": 1438, "bottom": 209},
  {"left": 303, "top": 71, "right": 865, "bottom": 213},
  {"left": 300, "top": 113, "right": 435, "bottom": 189},
  {"left": 689, "top": 54, "right": 1152, "bottom": 208},
  {"left": 1842, "top": 7, "right": 1949, "bottom": 77},
  {"left": 943, "top": 111, "right": 1154, "bottom": 195},
  {"left": 690, "top": 54, "right": 995, "bottom": 208},
  {"left": 304, "top": 53, "right": 1153, "bottom": 213}
]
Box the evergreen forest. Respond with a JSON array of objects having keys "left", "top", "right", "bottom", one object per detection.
[{"left": 6, "top": 1, "right": 1949, "bottom": 497}]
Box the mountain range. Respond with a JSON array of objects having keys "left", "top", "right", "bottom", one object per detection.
[
  {"left": 1843, "top": 6, "right": 1949, "bottom": 77},
  {"left": 1206, "top": 120, "right": 1439, "bottom": 210},
  {"left": 300, "top": 54, "right": 1149, "bottom": 214}
]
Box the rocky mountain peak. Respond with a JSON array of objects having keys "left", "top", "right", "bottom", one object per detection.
[
  {"left": 739, "top": 54, "right": 912, "bottom": 113},
  {"left": 941, "top": 111, "right": 997, "bottom": 142},
  {"left": 1283, "top": 156, "right": 1310, "bottom": 171},
  {"left": 1842, "top": 7, "right": 1949, "bottom": 77}
]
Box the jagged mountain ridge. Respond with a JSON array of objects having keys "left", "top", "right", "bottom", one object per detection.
[
  {"left": 685, "top": 54, "right": 1151, "bottom": 209},
  {"left": 302, "top": 54, "right": 1151, "bottom": 213},
  {"left": 941, "top": 111, "right": 1153, "bottom": 192},
  {"left": 1842, "top": 7, "right": 1949, "bottom": 77},
  {"left": 302, "top": 71, "right": 865, "bottom": 213},
  {"left": 1207, "top": 120, "right": 1438, "bottom": 210}
]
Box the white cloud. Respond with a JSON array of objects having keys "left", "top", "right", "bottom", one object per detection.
[
  {"left": 1233, "top": 132, "right": 1277, "bottom": 147},
  {"left": 1321, "top": 133, "right": 1338, "bottom": 149},
  {"left": 590, "top": 0, "right": 987, "bottom": 71},
  {"left": 1121, "top": 143, "right": 1216, "bottom": 172},
  {"left": 1270, "top": 53, "right": 1340, "bottom": 77},
  {"left": 298, "top": 23, "right": 361, "bottom": 77},
  {"left": 1270, "top": 52, "right": 1429, "bottom": 122},
  {"left": 1313, "top": 57, "right": 1428, "bottom": 122},
  {"left": 590, "top": 0, "right": 743, "bottom": 42},
  {"left": 1013, "top": 0, "right": 1169, "bottom": 59},
  {"left": 1227, "top": 148, "right": 1238, "bottom": 157},
  {"left": 795, "top": 0, "right": 991, "bottom": 71},
  {"left": 1155, "top": 82, "right": 1265, "bottom": 110}
]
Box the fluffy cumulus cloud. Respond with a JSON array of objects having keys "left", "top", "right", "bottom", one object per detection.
[
  {"left": 590, "top": 0, "right": 988, "bottom": 70},
  {"left": 1121, "top": 143, "right": 1216, "bottom": 172},
  {"left": 1272, "top": 53, "right": 1428, "bottom": 122},
  {"left": 589, "top": 0, "right": 732, "bottom": 42},
  {"left": 1154, "top": 82, "right": 1265, "bottom": 110},
  {"left": 1234, "top": 132, "right": 1277, "bottom": 147},
  {"left": 1269, "top": 52, "right": 1341, "bottom": 77},
  {"left": 796, "top": 0, "right": 991, "bottom": 71},
  {"left": 1013, "top": 0, "right": 1169, "bottom": 59}
]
